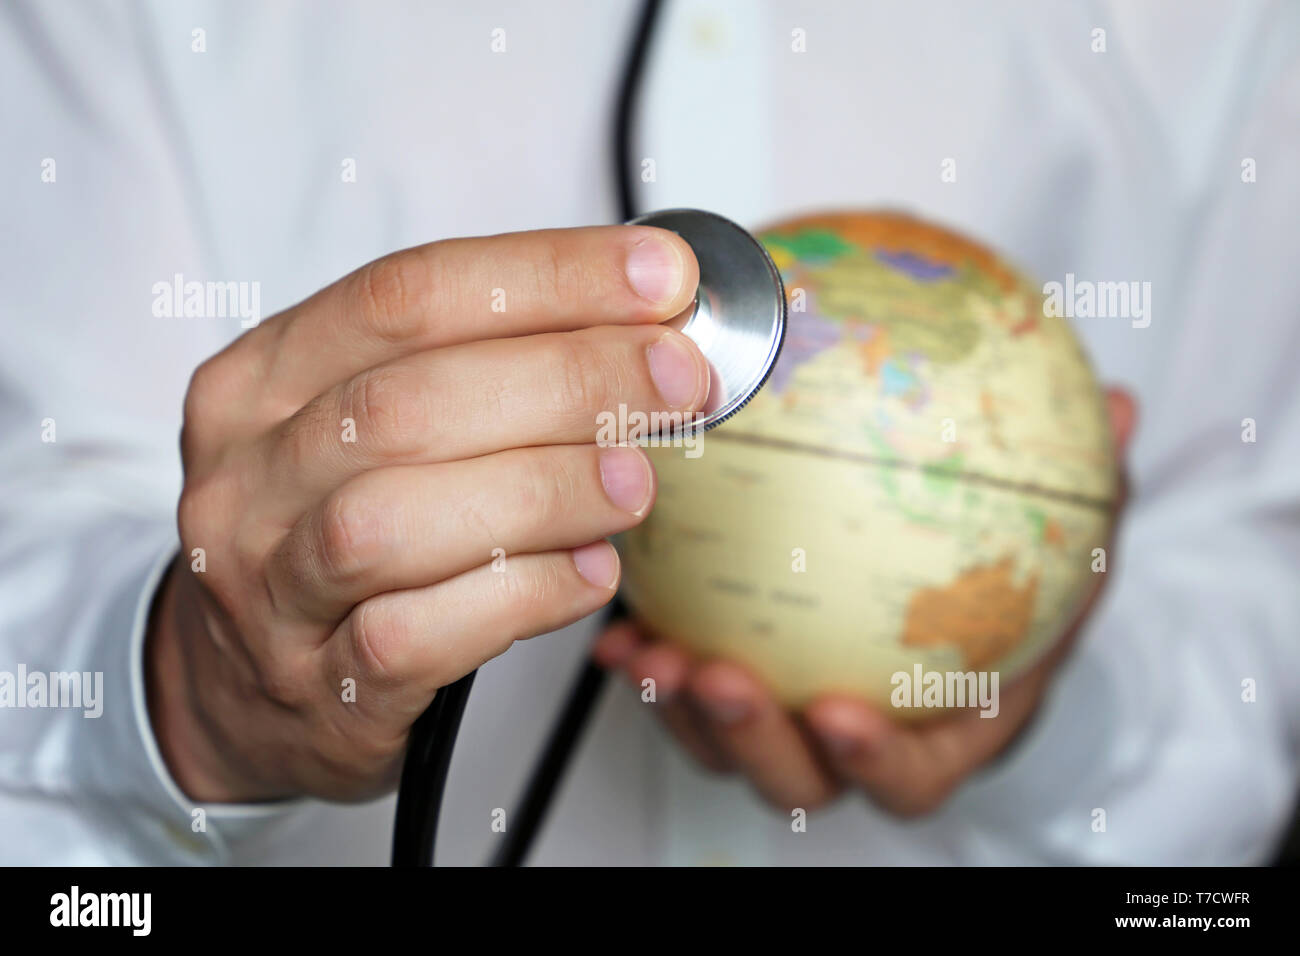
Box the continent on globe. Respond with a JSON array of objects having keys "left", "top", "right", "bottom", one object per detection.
[{"left": 901, "top": 556, "right": 1038, "bottom": 671}]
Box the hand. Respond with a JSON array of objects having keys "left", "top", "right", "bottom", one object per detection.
[
  {"left": 593, "top": 388, "right": 1136, "bottom": 817},
  {"left": 148, "top": 225, "right": 704, "bottom": 803}
]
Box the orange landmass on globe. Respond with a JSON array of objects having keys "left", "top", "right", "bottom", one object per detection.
[
  {"left": 901, "top": 556, "right": 1038, "bottom": 669},
  {"left": 1009, "top": 301, "right": 1040, "bottom": 336},
  {"left": 857, "top": 324, "right": 892, "bottom": 375},
  {"left": 763, "top": 211, "right": 1024, "bottom": 295}
]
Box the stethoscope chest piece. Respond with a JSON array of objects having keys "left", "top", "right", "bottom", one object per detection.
[{"left": 628, "top": 209, "right": 786, "bottom": 434}]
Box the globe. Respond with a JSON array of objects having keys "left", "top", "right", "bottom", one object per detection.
[{"left": 618, "top": 211, "right": 1117, "bottom": 715}]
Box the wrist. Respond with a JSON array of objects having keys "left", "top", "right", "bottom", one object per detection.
[{"left": 144, "top": 561, "right": 262, "bottom": 803}]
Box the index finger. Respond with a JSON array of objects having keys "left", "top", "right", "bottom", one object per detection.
[{"left": 237, "top": 224, "right": 700, "bottom": 413}]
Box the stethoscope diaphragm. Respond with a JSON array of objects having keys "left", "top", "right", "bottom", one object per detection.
[{"left": 629, "top": 209, "right": 786, "bottom": 435}]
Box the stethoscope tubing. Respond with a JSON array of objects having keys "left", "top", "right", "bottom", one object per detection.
[{"left": 390, "top": 0, "right": 664, "bottom": 867}]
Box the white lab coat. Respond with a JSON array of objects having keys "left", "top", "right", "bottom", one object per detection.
[{"left": 1, "top": 0, "right": 1297, "bottom": 865}]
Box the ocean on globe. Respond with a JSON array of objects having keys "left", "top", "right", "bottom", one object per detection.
[{"left": 618, "top": 211, "right": 1117, "bottom": 716}]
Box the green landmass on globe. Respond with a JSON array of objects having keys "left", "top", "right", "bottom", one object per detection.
[{"left": 618, "top": 211, "right": 1117, "bottom": 714}]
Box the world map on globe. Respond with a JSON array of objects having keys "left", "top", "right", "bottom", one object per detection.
[{"left": 618, "top": 211, "right": 1118, "bottom": 713}]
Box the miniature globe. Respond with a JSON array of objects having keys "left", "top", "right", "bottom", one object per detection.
[{"left": 618, "top": 211, "right": 1117, "bottom": 714}]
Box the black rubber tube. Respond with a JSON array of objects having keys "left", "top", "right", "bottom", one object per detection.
[
  {"left": 488, "top": 654, "right": 612, "bottom": 866},
  {"left": 388, "top": 0, "right": 662, "bottom": 867},
  {"left": 391, "top": 669, "right": 477, "bottom": 866}
]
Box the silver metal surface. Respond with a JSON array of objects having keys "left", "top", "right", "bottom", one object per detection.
[{"left": 629, "top": 209, "right": 786, "bottom": 435}]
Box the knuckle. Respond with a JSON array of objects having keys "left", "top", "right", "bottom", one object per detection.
[
  {"left": 317, "top": 488, "right": 383, "bottom": 584},
  {"left": 181, "top": 356, "right": 234, "bottom": 452},
  {"left": 530, "top": 240, "right": 569, "bottom": 305},
  {"left": 543, "top": 239, "right": 607, "bottom": 305},
  {"left": 349, "top": 601, "right": 408, "bottom": 687},
  {"left": 176, "top": 483, "right": 209, "bottom": 549},
  {"left": 552, "top": 333, "right": 619, "bottom": 415},
  {"left": 177, "top": 475, "right": 273, "bottom": 615},
  {"left": 498, "top": 556, "right": 565, "bottom": 626},
  {"left": 178, "top": 419, "right": 201, "bottom": 465},
  {"left": 345, "top": 367, "right": 428, "bottom": 454},
  {"left": 529, "top": 556, "right": 568, "bottom": 607},
  {"left": 357, "top": 255, "right": 419, "bottom": 342},
  {"left": 176, "top": 474, "right": 237, "bottom": 560},
  {"left": 257, "top": 654, "right": 314, "bottom": 708},
  {"left": 454, "top": 494, "right": 502, "bottom": 557},
  {"left": 182, "top": 357, "right": 221, "bottom": 421},
  {"left": 517, "top": 453, "right": 581, "bottom": 530},
  {"left": 276, "top": 398, "right": 329, "bottom": 473}
]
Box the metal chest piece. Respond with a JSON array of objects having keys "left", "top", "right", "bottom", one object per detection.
[{"left": 629, "top": 209, "right": 786, "bottom": 435}]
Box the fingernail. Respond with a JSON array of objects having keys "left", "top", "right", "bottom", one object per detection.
[
  {"left": 699, "top": 695, "right": 751, "bottom": 726},
  {"left": 626, "top": 235, "right": 685, "bottom": 304},
  {"left": 647, "top": 332, "right": 704, "bottom": 409},
  {"left": 599, "top": 445, "right": 652, "bottom": 516},
  {"left": 573, "top": 541, "right": 619, "bottom": 589}
]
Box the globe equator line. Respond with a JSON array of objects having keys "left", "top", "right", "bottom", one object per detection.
[{"left": 708, "top": 430, "right": 1114, "bottom": 512}]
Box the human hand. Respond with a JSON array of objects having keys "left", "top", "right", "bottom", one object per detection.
[{"left": 148, "top": 225, "right": 704, "bottom": 803}]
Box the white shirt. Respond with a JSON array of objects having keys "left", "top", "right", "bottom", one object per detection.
[{"left": 1, "top": 0, "right": 1297, "bottom": 865}]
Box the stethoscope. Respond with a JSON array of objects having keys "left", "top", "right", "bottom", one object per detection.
[
  {"left": 389, "top": 0, "right": 665, "bottom": 867},
  {"left": 390, "top": 0, "right": 789, "bottom": 865}
]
